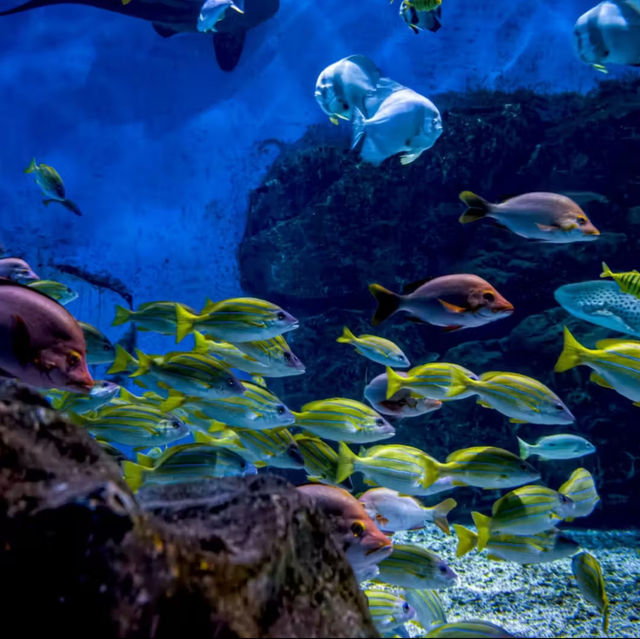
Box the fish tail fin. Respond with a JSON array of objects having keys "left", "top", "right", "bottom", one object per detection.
[
  {"left": 192, "top": 331, "right": 210, "bottom": 354},
  {"left": 554, "top": 326, "right": 587, "bottom": 373},
  {"left": 112, "top": 304, "right": 132, "bottom": 327},
  {"left": 336, "top": 441, "right": 357, "bottom": 483},
  {"left": 471, "top": 511, "right": 491, "bottom": 551},
  {"left": 432, "top": 497, "right": 457, "bottom": 535},
  {"left": 24, "top": 158, "right": 37, "bottom": 174},
  {"left": 107, "top": 344, "right": 137, "bottom": 375},
  {"left": 336, "top": 326, "right": 356, "bottom": 344},
  {"left": 176, "top": 304, "right": 197, "bottom": 343},
  {"left": 447, "top": 367, "right": 472, "bottom": 398},
  {"left": 122, "top": 461, "right": 147, "bottom": 493},
  {"left": 458, "top": 191, "right": 490, "bottom": 223},
  {"left": 130, "top": 349, "right": 152, "bottom": 378},
  {"left": 421, "top": 456, "right": 441, "bottom": 490},
  {"left": 160, "top": 391, "right": 186, "bottom": 413},
  {"left": 453, "top": 523, "right": 478, "bottom": 557},
  {"left": 351, "top": 107, "right": 366, "bottom": 150},
  {"left": 517, "top": 436, "right": 531, "bottom": 459},
  {"left": 369, "top": 283, "right": 401, "bottom": 326},
  {"left": 600, "top": 261, "right": 613, "bottom": 279},
  {"left": 385, "top": 366, "right": 408, "bottom": 399}
]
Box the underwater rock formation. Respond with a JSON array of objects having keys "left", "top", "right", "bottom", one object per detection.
[
  {"left": 239, "top": 79, "right": 640, "bottom": 525},
  {"left": 0, "top": 381, "right": 377, "bottom": 637}
]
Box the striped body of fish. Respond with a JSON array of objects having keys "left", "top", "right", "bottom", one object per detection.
[
  {"left": 559, "top": 467, "right": 600, "bottom": 519},
  {"left": 112, "top": 301, "right": 196, "bottom": 334},
  {"left": 294, "top": 398, "right": 395, "bottom": 443},
  {"left": 49, "top": 380, "right": 120, "bottom": 414},
  {"left": 337, "top": 442, "right": 440, "bottom": 494},
  {"left": 365, "top": 589, "right": 415, "bottom": 632},
  {"left": 337, "top": 326, "right": 410, "bottom": 368},
  {"left": 234, "top": 427, "right": 304, "bottom": 469},
  {"left": 108, "top": 345, "right": 163, "bottom": 376},
  {"left": 555, "top": 325, "right": 640, "bottom": 402},
  {"left": 192, "top": 331, "right": 269, "bottom": 374},
  {"left": 404, "top": 589, "right": 447, "bottom": 633},
  {"left": 386, "top": 362, "right": 479, "bottom": 400},
  {"left": 375, "top": 544, "right": 457, "bottom": 589},
  {"left": 601, "top": 261, "right": 640, "bottom": 298},
  {"left": 175, "top": 297, "right": 298, "bottom": 343},
  {"left": 425, "top": 620, "right": 516, "bottom": 638},
  {"left": 447, "top": 368, "right": 575, "bottom": 425},
  {"left": 28, "top": 280, "right": 78, "bottom": 305},
  {"left": 234, "top": 335, "right": 306, "bottom": 377},
  {"left": 572, "top": 551, "right": 609, "bottom": 633},
  {"left": 294, "top": 434, "right": 341, "bottom": 483},
  {"left": 79, "top": 321, "right": 115, "bottom": 365}
]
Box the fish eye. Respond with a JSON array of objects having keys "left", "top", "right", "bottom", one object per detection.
[
  {"left": 482, "top": 291, "right": 495, "bottom": 302},
  {"left": 351, "top": 521, "right": 365, "bottom": 537},
  {"left": 438, "top": 564, "right": 448, "bottom": 574},
  {"left": 227, "top": 377, "right": 237, "bottom": 387},
  {"left": 67, "top": 351, "right": 81, "bottom": 367},
  {"left": 375, "top": 417, "right": 385, "bottom": 427},
  {"left": 277, "top": 405, "right": 286, "bottom": 415},
  {"left": 171, "top": 418, "right": 182, "bottom": 429},
  {"left": 577, "top": 216, "right": 587, "bottom": 226},
  {"left": 402, "top": 602, "right": 410, "bottom": 613},
  {"left": 283, "top": 351, "right": 292, "bottom": 361},
  {"left": 277, "top": 311, "right": 286, "bottom": 320}
]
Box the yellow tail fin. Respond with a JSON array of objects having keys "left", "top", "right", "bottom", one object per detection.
[
  {"left": 176, "top": 304, "right": 198, "bottom": 343},
  {"left": 554, "top": 326, "right": 588, "bottom": 373},
  {"left": 599, "top": 262, "right": 613, "bottom": 279},
  {"left": 431, "top": 497, "right": 457, "bottom": 535},
  {"left": 386, "top": 366, "right": 409, "bottom": 399},
  {"left": 112, "top": 304, "right": 132, "bottom": 327},
  {"left": 336, "top": 326, "right": 357, "bottom": 344},
  {"left": 160, "top": 391, "right": 187, "bottom": 413},
  {"left": 107, "top": 344, "right": 138, "bottom": 375},
  {"left": 192, "top": 331, "right": 210, "bottom": 354},
  {"left": 446, "top": 366, "right": 471, "bottom": 398},
  {"left": 24, "top": 158, "right": 37, "bottom": 174},
  {"left": 471, "top": 511, "right": 491, "bottom": 552},
  {"left": 130, "top": 349, "right": 153, "bottom": 378},
  {"left": 336, "top": 441, "right": 358, "bottom": 483},
  {"left": 517, "top": 436, "right": 531, "bottom": 460},
  {"left": 122, "top": 461, "right": 148, "bottom": 493},
  {"left": 453, "top": 523, "right": 478, "bottom": 557},
  {"left": 421, "top": 456, "right": 442, "bottom": 490}
]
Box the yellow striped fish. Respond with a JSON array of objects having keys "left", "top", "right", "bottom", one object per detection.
[
  {"left": 555, "top": 326, "right": 640, "bottom": 403},
  {"left": 112, "top": 301, "right": 196, "bottom": 334},
  {"left": 192, "top": 331, "right": 268, "bottom": 373},
  {"left": 404, "top": 589, "right": 446, "bottom": 633},
  {"left": 374, "top": 544, "right": 457, "bottom": 589},
  {"left": 558, "top": 467, "right": 600, "bottom": 520},
  {"left": 572, "top": 551, "right": 609, "bottom": 633},
  {"left": 28, "top": 279, "right": 78, "bottom": 305},
  {"left": 386, "top": 362, "right": 479, "bottom": 400},
  {"left": 600, "top": 262, "right": 640, "bottom": 298},
  {"left": 48, "top": 380, "right": 120, "bottom": 414},
  {"left": 234, "top": 335, "right": 306, "bottom": 377},
  {"left": 233, "top": 428, "right": 305, "bottom": 469},
  {"left": 175, "top": 297, "right": 298, "bottom": 343},
  {"left": 364, "top": 590, "right": 415, "bottom": 632},
  {"left": 337, "top": 326, "right": 410, "bottom": 368},
  {"left": 294, "top": 434, "right": 342, "bottom": 484},
  {"left": 294, "top": 398, "right": 395, "bottom": 443},
  {"left": 425, "top": 620, "right": 516, "bottom": 638}
]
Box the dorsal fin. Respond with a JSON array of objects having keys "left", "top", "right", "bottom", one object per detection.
[{"left": 402, "top": 277, "right": 433, "bottom": 295}]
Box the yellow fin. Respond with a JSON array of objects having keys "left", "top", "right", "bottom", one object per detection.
[
  {"left": 336, "top": 326, "right": 356, "bottom": 344},
  {"left": 453, "top": 524, "right": 477, "bottom": 557},
  {"left": 554, "top": 326, "right": 588, "bottom": 373},
  {"left": 589, "top": 372, "right": 614, "bottom": 389},
  {"left": 122, "top": 461, "right": 147, "bottom": 493},
  {"left": 438, "top": 298, "right": 467, "bottom": 313},
  {"left": 471, "top": 511, "right": 491, "bottom": 552},
  {"left": 336, "top": 441, "right": 357, "bottom": 483}
]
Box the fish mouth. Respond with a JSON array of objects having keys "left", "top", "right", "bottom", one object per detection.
[
  {"left": 492, "top": 304, "right": 514, "bottom": 314},
  {"left": 582, "top": 229, "right": 600, "bottom": 237}
]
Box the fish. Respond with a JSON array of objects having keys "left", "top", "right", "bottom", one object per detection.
[
  {"left": 96, "top": 439, "right": 129, "bottom": 464},
  {"left": 358, "top": 487, "right": 457, "bottom": 534},
  {"left": 23, "top": 157, "right": 65, "bottom": 200},
  {"left": 571, "top": 551, "right": 609, "bottom": 633},
  {"left": 554, "top": 280, "right": 640, "bottom": 338},
  {"left": 600, "top": 261, "right": 640, "bottom": 298},
  {"left": 472, "top": 485, "right": 576, "bottom": 540},
  {"left": 364, "top": 371, "right": 442, "bottom": 417},
  {"left": 48, "top": 380, "right": 120, "bottom": 414},
  {"left": 176, "top": 297, "right": 298, "bottom": 343},
  {"left": 517, "top": 434, "right": 595, "bottom": 460},
  {"left": 294, "top": 398, "right": 395, "bottom": 443},
  {"left": 337, "top": 326, "right": 410, "bottom": 368},
  {"left": 197, "top": 0, "right": 243, "bottom": 33},
  {"left": 314, "top": 55, "right": 382, "bottom": 124},
  {"left": 0, "top": 279, "right": 93, "bottom": 392},
  {"left": 398, "top": 0, "right": 442, "bottom": 34},
  {"left": 296, "top": 484, "right": 393, "bottom": 577},
  {"left": 352, "top": 85, "right": 443, "bottom": 166},
  {"left": 425, "top": 620, "right": 516, "bottom": 638},
  {"left": 112, "top": 301, "right": 196, "bottom": 334},
  {"left": 0, "top": 257, "right": 39, "bottom": 283},
  {"left": 233, "top": 427, "right": 304, "bottom": 469},
  {"left": 369, "top": 274, "right": 513, "bottom": 331},
  {"left": 555, "top": 325, "right": 640, "bottom": 402},
  {"left": 403, "top": 589, "right": 447, "bottom": 633},
  {"left": 0, "top": 0, "right": 279, "bottom": 72},
  {"left": 294, "top": 434, "right": 343, "bottom": 484},
  {"left": 453, "top": 524, "right": 580, "bottom": 564},
  {"left": 27, "top": 280, "right": 78, "bottom": 305},
  {"left": 107, "top": 344, "right": 163, "bottom": 377},
  {"left": 574, "top": 0, "right": 640, "bottom": 69},
  {"left": 364, "top": 590, "right": 415, "bottom": 632},
  {"left": 558, "top": 468, "right": 600, "bottom": 519},
  {"left": 447, "top": 368, "right": 575, "bottom": 425},
  {"left": 374, "top": 544, "right": 457, "bottom": 589},
  {"left": 385, "top": 363, "right": 480, "bottom": 400},
  {"left": 394, "top": 0, "right": 441, "bottom": 9},
  {"left": 191, "top": 332, "right": 267, "bottom": 373},
  {"left": 458, "top": 191, "right": 600, "bottom": 242},
  {"left": 78, "top": 321, "right": 115, "bottom": 365},
  {"left": 75, "top": 403, "right": 189, "bottom": 447},
  {"left": 193, "top": 427, "right": 247, "bottom": 456},
  {"left": 42, "top": 197, "right": 83, "bottom": 216},
  {"left": 122, "top": 442, "right": 256, "bottom": 492},
  {"left": 336, "top": 442, "right": 441, "bottom": 494}
]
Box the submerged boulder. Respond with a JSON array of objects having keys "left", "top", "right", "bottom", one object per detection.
[{"left": 0, "top": 381, "right": 377, "bottom": 637}]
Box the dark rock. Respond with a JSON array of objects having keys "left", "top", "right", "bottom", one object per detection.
[{"left": 0, "top": 381, "right": 377, "bottom": 638}]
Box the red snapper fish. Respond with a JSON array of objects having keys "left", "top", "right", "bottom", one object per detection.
[
  {"left": 369, "top": 274, "right": 513, "bottom": 332},
  {"left": 0, "top": 279, "right": 93, "bottom": 392}
]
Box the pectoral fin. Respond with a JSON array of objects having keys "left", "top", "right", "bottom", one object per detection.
[
  {"left": 438, "top": 299, "right": 468, "bottom": 313},
  {"left": 536, "top": 223, "right": 559, "bottom": 232},
  {"left": 589, "top": 372, "right": 614, "bottom": 389}
]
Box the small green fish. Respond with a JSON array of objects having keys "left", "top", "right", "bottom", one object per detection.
[
  {"left": 76, "top": 403, "right": 189, "bottom": 448},
  {"left": 386, "top": 362, "right": 479, "bottom": 400},
  {"left": 79, "top": 321, "right": 115, "bottom": 365},
  {"left": 28, "top": 280, "right": 78, "bottom": 305},
  {"left": 294, "top": 398, "right": 395, "bottom": 443},
  {"left": 337, "top": 326, "right": 410, "bottom": 368},
  {"left": 517, "top": 434, "right": 595, "bottom": 460},
  {"left": 294, "top": 434, "right": 342, "bottom": 484},
  {"left": 48, "top": 380, "right": 120, "bottom": 414},
  {"left": 600, "top": 261, "right": 640, "bottom": 299},
  {"left": 231, "top": 334, "right": 306, "bottom": 377},
  {"left": 572, "top": 551, "right": 609, "bottom": 633},
  {"left": 404, "top": 589, "right": 446, "bottom": 633},
  {"left": 559, "top": 467, "right": 600, "bottom": 519},
  {"left": 425, "top": 620, "right": 516, "bottom": 638},
  {"left": 374, "top": 544, "right": 457, "bottom": 589},
  {"left": 112, "top": 301, "right": 197, "bottom": 334},
  {"left": 24, "top": 158, "right": 65, "bottom": 200},
  {"left": 365, "top": 589, "right": 415, "bottom": 632},
  {"left": 447, "top": 368, "right": 575, "bottom": 425},
  {"left": 175, "top": 297, "right": 298, "bottom": 343},
  {"left": 233, "top": 427, "right": 304, "bottom": 469},
  {"left": 122, "top": 443, "right": 256, "bottom": 492}
]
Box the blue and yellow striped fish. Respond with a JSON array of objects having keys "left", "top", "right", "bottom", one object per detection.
[
  {"left": 572, "top": 551, "right": 609, "bottom": 633},
  {"left": 233, "top": 427, "right": 304, "bottom": 469},
  {"left": 386, "top": 362, "right": 479, "bottom": 400},
  {"left": 425, "top": 620, "right": 516, "bottom": 638},
  {"left": 404, "top": 589, "right": 447, "bottom": 633},
  {"left": 600, "top": 262, "right": 640, "bottom": 299},
  {"left": 48, "top": 380, "right": 120, "bottom": 414},
  {"left": 233, "top": 334, "right": 306, "bottom": 377},
  {"left": 294, "top": 434, "right": 342, "bottom": 484},
  {"left": 559, "top": 467, "right": 600, "bottom": 520},
  {"left": 337, "top": 326, "right": 410, "bottom": 368},
  {"left": 374, "top": 544, "right": 457, "bottom": 589},
  {"left": 364, "top": 589, "right": 415, "bottom": 632},
  {"left": 112, "top": 301, "right": 197, "bottom": 334}
]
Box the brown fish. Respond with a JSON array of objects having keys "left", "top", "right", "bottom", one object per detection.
[
  {"left": 369, "top": 274, "right": 513, "bottom": 331},
  {"left": 297, "top": 483, "right": 392, "bottom": 577},
  {"left": 0, "top": 279, "right": 93, "bottom": 392},
  {"left": 459, "top": 191, "right": 600, "bottom": 242}
]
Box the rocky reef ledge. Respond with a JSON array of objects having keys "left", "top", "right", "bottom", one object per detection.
[{"left": 0, "top": 381, "right": 377, "bottom": 637}]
